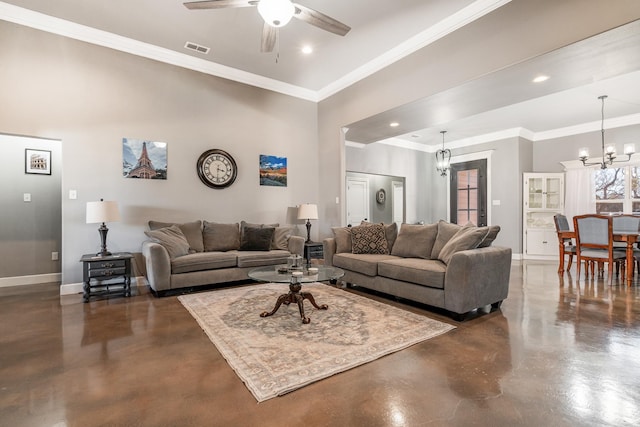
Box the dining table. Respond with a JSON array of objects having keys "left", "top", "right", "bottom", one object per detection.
[{"left": 559, "top": 229, "right": 639, "bottom": 286}]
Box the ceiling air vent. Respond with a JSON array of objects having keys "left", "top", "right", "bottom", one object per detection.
[{"left": 184, "top": 41, "right": 210, "bottom": 55}]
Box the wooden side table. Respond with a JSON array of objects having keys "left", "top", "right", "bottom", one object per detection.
[
  {"left": 80, "top": 252, "right": 133, "bottom": 302},
  {"left": 304, "top": 242, "right": 323, "bottom": 266}
]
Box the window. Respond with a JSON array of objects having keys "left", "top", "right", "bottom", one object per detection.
[{"left": 594, "top": 166, "right": 640, "bottom": 214}]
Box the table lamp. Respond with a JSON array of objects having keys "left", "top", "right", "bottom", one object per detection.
[
  {"left": 86, "top": 198, "right": 121, "bottom": 256},
  {"left": 297, "top": 203, "right": 318, "bottom": 243}
]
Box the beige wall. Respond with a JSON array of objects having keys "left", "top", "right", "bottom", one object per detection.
[{"left": 0, "top": 21, "right": 318, "bottom": 284}]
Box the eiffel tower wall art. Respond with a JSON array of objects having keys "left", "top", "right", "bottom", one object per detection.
[{"left": 123, "top": 138, "right": 167, "bottom": 180}]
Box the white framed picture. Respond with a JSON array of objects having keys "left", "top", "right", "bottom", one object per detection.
[{"left": 25, "top": 149, "right": 51, "bottom": 175}]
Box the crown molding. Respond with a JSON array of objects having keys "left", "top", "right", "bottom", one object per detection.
[
  {"left": 534, "top": 113, "right": 640, "bottom": 141},
  {"left": 0, "top": 0, "right": 509, "bottom": 103}
]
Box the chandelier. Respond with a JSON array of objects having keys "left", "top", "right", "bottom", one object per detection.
[
  {"left": 435, "top": 130, "right": 451, "bottom": 177},
  {"left": 578, "top": 95, "right": 635, "bottom": 169},
  {"left": 258, "top": 0, "right": 295, "bottom": 28}
]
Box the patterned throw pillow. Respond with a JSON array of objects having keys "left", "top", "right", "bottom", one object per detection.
[{"left": 351, "top": 224, "right": 389, "bottom": 254}]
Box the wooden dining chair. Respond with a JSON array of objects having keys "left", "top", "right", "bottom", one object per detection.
[
  {"left": 573, "top": 214, "right": 626, "bottom": 284},
  {"left": 553, "top": 214, "right": 577, "bottom": 273},
  {"left": 612, "top": 214, "right": 640, "bottom": 276}
]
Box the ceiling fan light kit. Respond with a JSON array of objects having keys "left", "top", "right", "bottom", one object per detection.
[{"left": 258, "top": 0, "right": 295, "bottom": 27}]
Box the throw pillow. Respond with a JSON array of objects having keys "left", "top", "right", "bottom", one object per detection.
[
  {"left": 148, "top": 220, "right": 203, "bottom": 253},
  {"left": 430, "top": 220, "right": 464, "bottom": 259},
  {"left": 271, "top": 226, "right": 293, "bottom": 250},
  {"left": 438, "top": 226, "right": 491, "bottom": 264},
  {"left": 144, "top": 225, "right": 190, "bottom": 259},
  {"left": 351, "top": 224, "right": 389, "bottom": 254},
  {"left": 390, "top": 223, "right": 438, "bottom": 259},
  {"left": 477, "top": 225, "right": 501, "bottom": 248},
  {"left": 203, "top": 221, "right": 240, "bottom": 252},
  {"left": 239, "top": 227, "right": 275, "bottom": 251},
  {"left": 360, "top": 221, "right": 398, "bottom": 252},
  {"left": 332, "top": 227, "right": 353, "bottom": 253}
]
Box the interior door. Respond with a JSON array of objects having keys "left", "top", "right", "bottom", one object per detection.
[
  {"left": 346, "top": 177, "right": 369, "bottom": 226},
  {"left": 392, "top": 180, "right": 404, "bottom": 227},
  {"left": 450, "top": 159, "right": 487, "bottom": 226}
]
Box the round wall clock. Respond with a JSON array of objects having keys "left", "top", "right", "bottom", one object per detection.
[
  {"left": 196, "top": 149, "right": 238, "bottom": 189},
  {"left": 376, "top": 188, "right": 386, "bottom": 204}
]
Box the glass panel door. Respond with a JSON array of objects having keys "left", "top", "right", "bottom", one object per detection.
[{"left": 450, "top": 159, "right": 487, "bottom": 226}]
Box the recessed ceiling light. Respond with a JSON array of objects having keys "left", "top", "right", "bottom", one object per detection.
[
  {"left": 533, "top": 75, "right": 549, "bottom": 83},
  {"left": 301, "top": 45, "right": 313, "bottom": 54},
  {"left": 389, "top": 122, "right": 400, "bottom": 127}
]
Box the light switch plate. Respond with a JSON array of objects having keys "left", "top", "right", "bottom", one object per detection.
[
  {"left": 69, "top": 190, "right": 77, "bottom": 200},
  {"left": 23, "top": 193, "right": 31, "bottom": 202}
]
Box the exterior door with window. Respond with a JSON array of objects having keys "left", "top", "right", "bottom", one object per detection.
[{"left": 450, "top": 159, "right": 487, "bottom": 226}]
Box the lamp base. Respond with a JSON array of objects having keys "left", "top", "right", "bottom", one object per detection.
[
  {"left": 305, "top": 220, "right": 312, "bottom": 243},
  {"left": 97, "top": 223, "right": 112, "bottom": 257}
]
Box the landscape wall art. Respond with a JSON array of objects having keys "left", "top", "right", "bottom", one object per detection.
[{"left": 259, "top": 154, "right": 287, "bottom": 187}]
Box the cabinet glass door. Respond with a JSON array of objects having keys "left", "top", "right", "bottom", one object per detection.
[
  {"left": 545, "top": 177, "right": 562, "bottom": 209},
  {"left": 528, "top": 177, "right": 543, "bottom": 208}
]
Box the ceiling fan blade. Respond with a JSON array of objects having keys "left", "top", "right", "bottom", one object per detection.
[
  {"left": 293, "top": 3, "right": 351, "bottom": 36},
  {"left": 183, "top": 0, "right": 257, "bottom": 10},
  {"left": 261, "top": 23, "right": 278, "bottom": 53}
]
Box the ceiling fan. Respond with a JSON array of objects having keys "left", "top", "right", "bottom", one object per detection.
[{"left": 183, "top": 0, "right": 351, "bottom": 53}]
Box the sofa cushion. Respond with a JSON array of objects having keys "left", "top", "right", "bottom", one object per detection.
[
  {"left": 148, "top": 220, "right": 203, "bottom": 253},
  {"left": 391, "top": 223, "right": 438, "bottom": 259},
  {"left": 361, "top": 221, "right": 398, "bottom": 252},
  {"left": 144, "top": 225, "right": 191, "bottom": 259},
  {"left": 477, "top": 225, "right": 501, "bottom": 247},
  {"left": 351, "top": 224, "right": 389, "bottom": 254},
  {"left": 171, "top": 252, "right": 238, "bottom": 274},
  {"left": 333, "top": 253, "right": 399, "bottom": 276},
  {"left": 332, "top": 227, "right": 352, "bottom": 253},
  {"left": 377, "top": 258, "right": 447, "bottom": 289},
  {"left": 203, "top": 221, "right": 240, "bottom": 251},
  {"left": 235, "top": 250, "right": 291, "bottom": 268},
  {"left": 271, "top": 226, "right": 293, "bottom": 250},
  {"left": 239, "top": 226, "right": 275, "bottom": 251},
  {"left": 438, "top": 225, "right": 491, "bottom": 264},
  {"left": 430, "top": 221, "right": 463, "bottom": 259}
]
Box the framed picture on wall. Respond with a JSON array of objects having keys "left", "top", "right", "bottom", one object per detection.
[
  {"left": 259, "top": 154, "right": 287, "bottom": 187},
  {"left": 25, "top": 149, "right": 51, "bottom": 175}
]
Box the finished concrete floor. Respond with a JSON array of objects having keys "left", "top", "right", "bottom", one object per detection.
[{"left": 1, "top": 260, "right": 639, "bottom": 426}]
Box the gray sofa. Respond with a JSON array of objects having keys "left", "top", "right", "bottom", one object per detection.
[
  {"left": 323, "top": 221, "right": 512, "bottom": 320},
  {"left": 142, "top": 220, "right": 304, "bottom": 295}
]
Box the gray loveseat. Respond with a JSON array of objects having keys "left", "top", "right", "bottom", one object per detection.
[
  {"left": 142, "top": 220, "right": 304, "bottom": 295},
  {"left": 323, "top": 221, "right": 511, "bottom": 320}
]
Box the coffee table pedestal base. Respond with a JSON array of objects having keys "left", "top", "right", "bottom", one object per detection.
[{"left": 260, "top": 282, "right": 328, "bottom": 324}]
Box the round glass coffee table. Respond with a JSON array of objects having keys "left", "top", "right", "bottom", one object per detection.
[{"left": 248, "top": 264, "right": 344, "bottom": 324}]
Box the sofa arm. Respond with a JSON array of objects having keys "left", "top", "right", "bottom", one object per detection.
[
  {"left": 142, "top": 240, "right": 172, "bottom": 293},
  {"left": 444, "top": 246, "right": 512, "bottom": 315},
  {"left": 322, "top": 238, "right": 336, "bottom": 266},
  {"left": 288, "top": 235, "right": 305, "bottom": 257}
]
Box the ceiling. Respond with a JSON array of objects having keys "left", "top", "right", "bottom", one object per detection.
[{"left": 1, "top": 0, "right": 640, "bottom": 148}]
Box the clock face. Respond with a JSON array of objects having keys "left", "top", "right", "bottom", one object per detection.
[
  {"left": 376, "top": 188, "right": 386, "bottom": 204},
  {"left": 197, "top": 149, "right": 238, "bottom": 189}
]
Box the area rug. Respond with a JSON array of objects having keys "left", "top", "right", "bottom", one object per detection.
[{"left": 178, "top": 283, "right": 455, "bottom": 402}]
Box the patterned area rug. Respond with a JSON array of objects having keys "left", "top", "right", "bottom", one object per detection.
[{"left": 178, "top": 283, "right": 455, "bottom": 402}]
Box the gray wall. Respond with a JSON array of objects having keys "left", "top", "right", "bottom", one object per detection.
[
  {"left": 345, "top": 171, "right": 406, "bottom": 225},
  {"left": 0, "top": 134, "right": 62, "bottom": 278},
  {"left": 0, "top": 21, "right": 318, "bottom": 285}
]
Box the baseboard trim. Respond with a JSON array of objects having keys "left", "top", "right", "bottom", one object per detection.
[
  {"left": 59, "top": 276, "right": 147, "bottom": 296},
  {"left": 0, "top": 273, "right": 62, "bottom": 288}
]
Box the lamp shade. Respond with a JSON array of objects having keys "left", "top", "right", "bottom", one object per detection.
[
  {"left": 297, "top": 203, "right": 318, "bottom": 220},
  {"left": 86, "top": 200, "right": 121, "bottom": 224}
]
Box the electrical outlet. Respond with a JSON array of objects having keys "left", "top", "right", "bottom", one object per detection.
[{"left": 52, "top": 252, "right": 59, "bottom": 261}]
